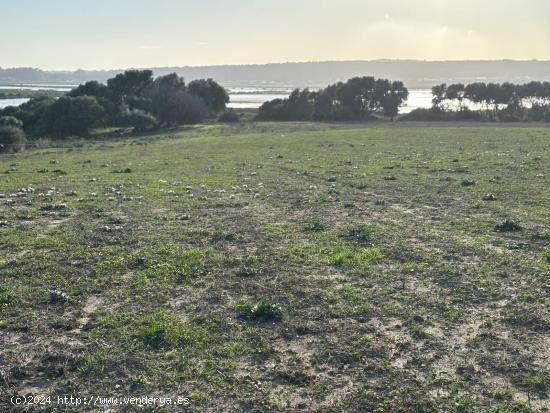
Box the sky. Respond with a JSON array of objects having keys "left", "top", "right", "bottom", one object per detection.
[{"left": 1, "top": 0, "right": 549, "bottom": 70}]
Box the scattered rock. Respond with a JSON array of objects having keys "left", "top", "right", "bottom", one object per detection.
[
  {"left": 50, "top": 290, "right": 69, "bottom": 303},
  {"left": 103, "top": 225, "right": 123, "bottom": 232},
  {"left": 41, "top": 203, "right": 67, "bottom": 211}
]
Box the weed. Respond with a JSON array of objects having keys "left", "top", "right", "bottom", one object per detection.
[
  {"left": 303, "top": 221, "right": 326, "bottom": 232},
  {"left": 495, "top": 219, "right": 523, "bottom": 232},
  {"left": 136, "top": 312, "right": 212, "bottom": 350},
  {"left": 113, "top": 168, "right": 133, "bottom": 173},
  {"left": 0, "top": 285, "right": 19, "bottom": 307},
  {"left": 238, "top": 299, "right": 284, "bottom": 322},
  {"left": 342, "top": 224, "right": 375, "bottom": 244}
]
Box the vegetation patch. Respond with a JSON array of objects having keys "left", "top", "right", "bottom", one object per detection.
[
  {"left": 495, "top": 219, "right": 523, "bottom": 232},
  {"left": 238, "top": 299, "right": 285, "bottom": 322},
  {"left": 136, "top": 311, "right": 213, "bottom": 350}
]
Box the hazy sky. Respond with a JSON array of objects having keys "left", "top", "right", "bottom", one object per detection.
[{"left": 2, "top": 0, "right": 549, "bottom": 69}]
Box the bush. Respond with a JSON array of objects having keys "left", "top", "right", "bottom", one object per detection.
[
  {"left": 39, "top": 96, "right": 105, "bottom": 137},
  {"left": 401, "top": 107, "right": 481, "bottom": 121},
  {"left": 527, "top": 104, "right": 550, "bottom": 122},
  {"left": 188, "top": 78, "right": 229, "bottom": 113},
  {"left": 495, "top": 219, "right": 523, "bottom": 232},
  {"left": 401, "top": 107, "right": 453, "bottom": 121},
  {"left": 0, "top": 116, "right": 23, "bottom": 129},
  {"left": 238, "top": 299, "right": 284, "bottom": 322},
  {"left": 217, "top": 110, "right": 240, "bottom": 123},
  {"left": 0, "top": 126, "right": 27, "bottom": 153},
  {"left": 115, "top": 109, "right": 157, "bottom": 131}
]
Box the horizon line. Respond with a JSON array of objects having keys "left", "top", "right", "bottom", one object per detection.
[{"left": 2, "top": 58, "right": 550, "bottom": 72}]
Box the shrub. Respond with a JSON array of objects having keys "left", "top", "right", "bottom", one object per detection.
[
  {"left": 527, "top": 104, "right": 550, "bottom": 122},
  {"left": 136, "top": 312, "right": 211, "bottom": 350},
  {"left": 188, "top": 78, "right": 229, "bottom": 113},
  {"left": 401, "top": 107, "right": 481, "bottom": 122},
  {"left": 238, "top": 299, "right": 284, "bottom": 322},
  {"left": 343, "top": 224, "right": 375, "bottom": 244},
  {"left": 303, "top": 221, "right": 326, "bottom": 232},
  {"left": 143, "top": 74, "right": 208, "bottom": 125},
  {"left": 0, "top": 126, "right": 27, "bottom": 153},
  {"left": 0, "top": 285, "right": 19, "bottom": 307},
  {"left": 495, "top": 219, "right": 523, "bottom": 232},
  {"left": 115, "top": 109, "right": 157, "bottom": 131},
  {"left": 39, "top": 96, "right": 105, "bottom": 137},
  {"left": 217, "top": 110, "right": 240, "bottom": 123},
  {"left": 400, "top": 108, "right": 451, "bottom": 121}
]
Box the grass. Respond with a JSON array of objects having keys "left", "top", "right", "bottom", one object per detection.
[{"left": 1, "top": 122, "right": 550, "bottom": 412}]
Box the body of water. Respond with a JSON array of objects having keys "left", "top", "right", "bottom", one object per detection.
[
  {"left": 0, "top": 84, "right": 73, "bottom": 91},
  {"left": 0, "top": 84, "right": 434, "bottom": 113},
  {"left": 0, "top": 98, "right": 30, "bottom": 109},
  {"left": 226, "top": 88, "right": 433, "bottom": 113}
]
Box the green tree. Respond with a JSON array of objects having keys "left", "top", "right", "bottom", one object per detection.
[
  {"left": 107, "top": 70, "right": 154, "bottom": 103},
  {"left": 68, "top": 80, "right": 110, "bottom": 99},
  {"left": 143, "top": 73, "right": 207, "bottom": 125},
  {"left": 187, "top": 79, "right": 229, "bottom": 113},
  {"left": 337, "top": 76, "right": 377, "bottom": 117},
  {"left": 431, "top": 84, "right": 447, "bottom": 109},
  {"left": 445, "top": 84, "right": 465, "bottom": 110},
  {"left": 381, "top": 81, "right": 409, "bottom": 120},
  {"left": 40, "top": 96, "right": 105, "bottom": 137}
]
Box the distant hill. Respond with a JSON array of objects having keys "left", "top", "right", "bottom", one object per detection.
[{"left": 1, "top": 60, "right": 549, "bottom": 89}]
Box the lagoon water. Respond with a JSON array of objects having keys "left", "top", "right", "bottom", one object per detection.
[
  {"left": 0, "top": 84, "right": 434, "bottom": 113},
  {"left": 0, "top": 98, "right": 30, "bottom": 108},
  {"left": 226, "top": 88, "right": 433, "bottom": 113}
]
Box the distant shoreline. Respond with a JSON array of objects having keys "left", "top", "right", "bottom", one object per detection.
[{"left": 2, "top": 60, "right": 550, "bottom": 90}]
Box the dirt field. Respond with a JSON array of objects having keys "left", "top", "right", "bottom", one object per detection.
[{"left": 1, "top": 122, "right": 549, "bottom": 412}]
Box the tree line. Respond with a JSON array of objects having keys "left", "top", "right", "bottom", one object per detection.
[
  {"left": 257, "top": 77, "right": 409, "bottom": 121},
  {"left": 0, "top": 70, "right": 230, "bottom": 152},
  {"left": 406, "top": 81, "right": 550, "bottom": 122}
]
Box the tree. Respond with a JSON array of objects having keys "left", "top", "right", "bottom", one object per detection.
[
  {"left": 286, "top": 89, "right": 314, "bottom": 120},
  {"left": 68, "top": 80, "right": 109, "bottom": 99},
  {"left": 257, "top": 98, "right": 290, "bottom": 121},
  {"left": 16, "top": 97, "right": 57, "bottom": 136},
  {"left": 464, "top": 82, "right": 488, "bottom": 111},
  {"left": 336, "top": 76, "right": 377, "bottom": 117},
  {"left": 381, "top": 81, "right": 409, "bottom": 120},
  {"left": 188, "top": 79, "right": 229, "bottom": 113},
  {"left": 445, "top": 84, "right": 465, "bottom": 110},
  {"left": 107, "top": 70, "right": 154, "bottom": 103},
  {"left": 313, "top": 84, "right": 346, "bottom": 121},
  {"left": 142, "top": 73, "right": 207, "bottom": 125},
  {"left": 431, "top": 84, "right": 447, "bottom": 109},
  {"left": 259, "top": 76, "right": 408, "bottom": 121},
  {"left": 40, "top": 96, "right": 105, "bottom": 137}
]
